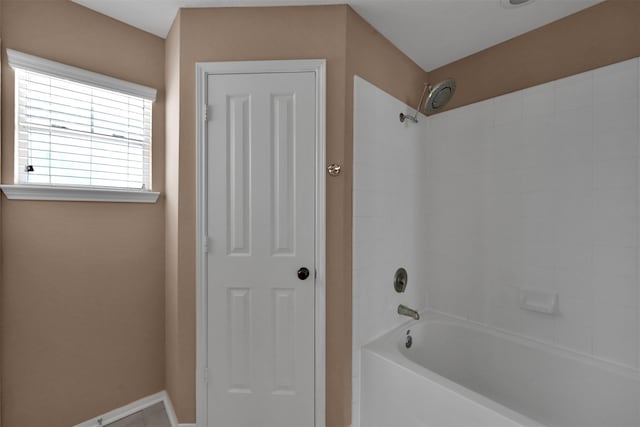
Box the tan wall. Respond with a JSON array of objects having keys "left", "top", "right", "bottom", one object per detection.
[
  {"left": 164, "top": 6, "right": 349, "bottom": 422},
  {"left": 164, "top": 6, "right": 429, "bottom": 425},
  {"left": 346, "top": 9, "right": 429, "bottom": 111},
  {"left": 2, "top": 0, "right": 633, "bottom": 425},
  {"left": 0, "top": 1, "right": 166, "bottom": 426},
  {"left": 342, "top": 10, "right": 429, "bottom": 426},
  {"left": 429, "top": 0, "right": 640, "bottom": 113}
]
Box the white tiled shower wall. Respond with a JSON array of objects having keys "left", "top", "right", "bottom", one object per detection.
[
  {"left": 353, "top": 57, "right": 640, "bottom": 425},
  {"left": 424, "top": 57, "right": 640, "bottom": 369},
  {"left": 352, "top": 77, "right": 428, "bottom": 426}
]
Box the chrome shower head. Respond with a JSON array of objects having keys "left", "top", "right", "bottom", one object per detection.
[
  {"left": 423, "top": 79, "right": 456, "bottom": 114},
  {"left": 399, "top": 79, "right": 457, "bottom": 123}
]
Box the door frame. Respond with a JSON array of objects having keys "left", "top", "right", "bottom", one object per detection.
[{"left": 195, "top": 59, "right": 327, "bottom": 427}]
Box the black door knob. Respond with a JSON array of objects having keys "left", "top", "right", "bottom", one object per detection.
[{"left": 297, "top": 267, "right": 310, "bottom": 280}]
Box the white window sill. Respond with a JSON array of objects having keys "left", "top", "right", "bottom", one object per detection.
[{"left": 0, "top": 185, "right": 160, "bottom": 203}]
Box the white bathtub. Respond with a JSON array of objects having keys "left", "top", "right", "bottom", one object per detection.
[{"left": 360, "top": 312, "right": 640, "bottom": 427}]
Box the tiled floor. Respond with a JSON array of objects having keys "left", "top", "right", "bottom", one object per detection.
[{"left": 105, "top": 402, "right": 171, "bottom": 427}]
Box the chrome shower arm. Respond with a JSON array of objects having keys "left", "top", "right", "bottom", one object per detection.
[{"left": 399, "top": 83, "right": 430, "bottom": 123}]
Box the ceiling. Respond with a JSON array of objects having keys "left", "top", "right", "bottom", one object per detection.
[{"left": 71, "top": 0, "right": 604, "bottom": 71}]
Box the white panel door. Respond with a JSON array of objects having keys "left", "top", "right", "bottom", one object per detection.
[{"left": 206, "top": 71, "right": 316, "bottom": 427}]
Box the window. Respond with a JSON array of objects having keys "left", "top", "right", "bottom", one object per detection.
[
  {"left": 16, "top": 69, "right": 152, "bottom": 189},
  {"left": 2, "top": 49, "right": 159, "bottom": 203}
]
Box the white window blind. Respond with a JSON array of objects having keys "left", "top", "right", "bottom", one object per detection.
[
  {"left": 7, "top": 49, "right": 155, "bottom": 190},
  {"left": 14, "top": 64, "right": 153, "bottom": 190}
]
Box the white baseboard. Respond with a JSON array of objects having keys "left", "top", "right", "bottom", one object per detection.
[
  {"left": 74, "top": 391, "right": 178, "bottom": 427},
  {"left": 162, "top": 393, "right": 179, "bottom": 427},
  {"left": 178, "top": 424, "right": 196, "bottom": 427}
]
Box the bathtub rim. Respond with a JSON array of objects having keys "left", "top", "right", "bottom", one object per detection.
[
  {"left": 361, "top": 348, "right": 543, "bottom": 427},
  {"left": 367, "top": 310, "right": 640, "bottom": 381},
  {"left": 362, "top": 336, "right": 544, "bottom": 426},
  {"left": 418, "top": 310, "right": 640, "bottom": 380},
  {"left": 362, "top": 310, "right": 640, "bottom": 427}
]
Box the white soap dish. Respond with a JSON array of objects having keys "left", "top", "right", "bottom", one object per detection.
[{"left": 520, "top": 288, "right": 558, "bottom": 315}]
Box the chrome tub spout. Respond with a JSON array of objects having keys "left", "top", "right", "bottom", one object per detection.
[{"left": 398, "top": 304, "right": 420, "bottom": 320}]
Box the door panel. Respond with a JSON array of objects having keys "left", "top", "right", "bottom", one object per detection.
[{"left": 206, "top": 71, "right": 316, "bottom": 427}]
